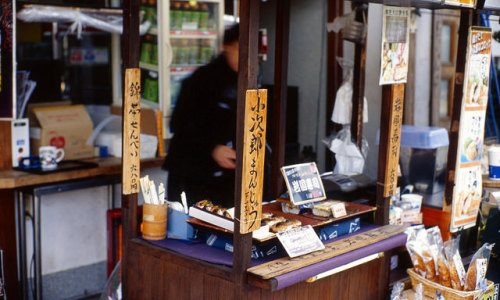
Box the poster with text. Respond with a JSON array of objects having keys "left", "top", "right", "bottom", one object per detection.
[
  {"left": 451, "top": 27, "right": 491, "bottom": 232},
  {"left": 442, "top": 0, "right": 476, "bottom": 8},
  {"left": 379, "top": 6, "right": 410, "bottom": 85}
]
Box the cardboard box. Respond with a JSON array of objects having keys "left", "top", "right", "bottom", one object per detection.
[
  {"left": 110, "top": 106, "right": 164, "bottom": 157},
  {"left": 167, "top": 208, "right": 195, "bottom": 240},
  {"left": 29, "top": 105, "right": 94, "bottom": 160}
]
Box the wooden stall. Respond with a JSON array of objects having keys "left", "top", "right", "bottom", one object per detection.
[{"left": 119, "top": 0, "right": 499, "bottom": 299}]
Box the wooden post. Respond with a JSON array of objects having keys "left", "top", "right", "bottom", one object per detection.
[
  {"left": 121, "top": 0, "right": 140, "bottom": 298},
  {"left": 376, "top": 84, "right": 405, "bottom": 225},
  {"left": 351, "top": 4, "right": 368, "bottom": 148},
  {"left": 233, "top": 0, "right": 260, "bottom": 297},
  {"left": 325, "top": 0, "right": 344, "bottom": 169},
  {"left": 270, "top": 0, "right": 290, "bottom": 199},
  {"left": 443, "top": 9, "right": 473, "bottom": 211}
]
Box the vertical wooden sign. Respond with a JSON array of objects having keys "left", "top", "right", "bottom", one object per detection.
[
  {"left": 240, "top": 89, "right": 267, "bottom": 234},
  {"left": 382, "top": 85, "right": 405, "bottom": 198},
  {"left": 122, "top": 68, "right": 141, "bottom": 195}
]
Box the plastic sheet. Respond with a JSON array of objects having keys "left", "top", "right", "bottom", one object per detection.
[{"left": 17, "top": 5, "right": 151, "bottom": 38}]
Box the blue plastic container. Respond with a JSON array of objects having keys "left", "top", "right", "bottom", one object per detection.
[{"left": 377, "top": 125, "right": 449, "bottom": 208}]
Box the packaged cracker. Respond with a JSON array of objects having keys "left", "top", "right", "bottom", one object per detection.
[
  {"left": 406, "top": 227, "right": 426, "bottom": 277},
  {"left": 444, "top": 237, "right": 466, "bottom": 291},
  {"left": 465, "top": 243, "right": 495, "bottom": 291},
  {"left": 426, "top": 227, "right": 451, "bottom": 288},
  {"left": 406, "top": 228, "right": 438, "bottom": 281}
]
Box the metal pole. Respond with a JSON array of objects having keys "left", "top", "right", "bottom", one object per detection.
[
  {"left": 16, "top": 191, "right": 27, "bottom": 299},
  {"left": 33, "top": 195, "right": 41, "bottom": 300}
]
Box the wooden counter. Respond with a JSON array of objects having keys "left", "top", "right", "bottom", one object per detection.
[
  {"left": 0, "top": 157, "right": 164, "bottom": 189},
  {"left": 0, "top": 157, "right": 164, "bottom": 300},
  {"left": 482, "top": 174, "right": 500, "bottom": 188}
]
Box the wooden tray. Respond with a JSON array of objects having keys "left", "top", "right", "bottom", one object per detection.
[{"left": 187, "top": 200, "right": 376, "bottom": 242}]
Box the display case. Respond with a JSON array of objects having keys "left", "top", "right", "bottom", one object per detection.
[{"left": 138, "top": 0, "right": 224, "bottom": 140}]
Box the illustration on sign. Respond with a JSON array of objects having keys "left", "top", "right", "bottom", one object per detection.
[
  {"left": 460, "top": 112, "right": 484, "bottom": 165},
  {"left": 379, "top": 7, "right": 410, "bottom": 85}
]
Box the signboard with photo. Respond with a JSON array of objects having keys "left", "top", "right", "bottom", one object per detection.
[
  {"left": 451, "top": 26, "right": 492, "bottom": 232},
  {"left": 379, "top": 6, "right": 410, "bottom": 85},
  {"left": 281, "top": 162, "right": 326, "bottom": 205}
]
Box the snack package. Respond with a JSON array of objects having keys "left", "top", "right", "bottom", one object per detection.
[
  {"left": 406, "top": 228, "right": 438, "bottom": 281},
  {"left": 389, "top": 281, "right": 405, "bottom": 300},
  {"left": 427, "top": 227, "right": 451, "bottom": 287},
  {"left": 406, "top": 227, "right": 426, "bottom": 277},
  {"left": 444, "top": 237, "right": 466, "bottom": 291},
  {"left": 465, "top": 243, "right": 495, "bottom": 291}
]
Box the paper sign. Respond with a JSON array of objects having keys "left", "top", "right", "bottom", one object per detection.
[
  {"left": 239, "top": 89, "right": 267, "bottom": 234},
  {"left": 122, "top": 68, "right": 141, "bottom": 195},
  {"left": 402, "top": 209, "right": 420, "bottom": 223},
  {"left": 451, "top": 27, "right": 491, "bottom": 232},
  {"left": 331, "top": 202, "right": 347, "bottom": 218},
  {"left": 443, "top": 0, "right": 476, "bottom": 8},
  {"left": 281, "top": 162, "right": 327, "bottom": 205},
  {"left": 276, "top": 225, "right": 325, "bottom": 258},
  {"left": 379, "top": 7, "right": 411, "bottom": 85}
]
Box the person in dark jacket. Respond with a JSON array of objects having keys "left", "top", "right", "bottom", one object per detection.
[{"left": 163, "top": 24, "right": 239, "bottom": 208}]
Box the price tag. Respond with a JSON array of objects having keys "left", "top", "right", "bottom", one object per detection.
[
  {"left": 276, "top": 225, "right": 325, "bottom": 258},
  {"left": 331, "top": 202, "right": 347, "bottom": 218},
  {"left": 473, "top": 283, "right": 499, "bottom": 300},
  {"left": 402, "top": 209, "right": 420, "bottom": 223}
]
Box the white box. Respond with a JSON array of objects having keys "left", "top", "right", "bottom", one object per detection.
[{"left": 0, "top": 118, "right": 30, "bottom": 167}]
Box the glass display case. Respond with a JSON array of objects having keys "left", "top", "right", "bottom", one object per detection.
[{"left": 138, "top": 0, "right": 224, "bottom": 139}]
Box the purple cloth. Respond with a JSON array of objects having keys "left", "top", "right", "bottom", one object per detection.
[
  {"left": 273, "top": 231, "right": 407, "bottom": 290},
  {"left": 144, "top": 224, "right": 407, "bottom": 290}
]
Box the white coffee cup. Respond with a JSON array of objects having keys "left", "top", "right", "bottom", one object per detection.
[
  {"left": 488, "top": 146, "right": 500, "bottom": 180},
  {"left": 39, "top": 146, "right": 64, "bottom": 170}
]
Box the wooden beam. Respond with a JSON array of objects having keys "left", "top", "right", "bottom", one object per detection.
[
  {"left": 351, "top": 4, "right": 368, "bottom": 148},
  {"left": 247, "top": 225, "right": 405, "bottom": 279},
  {"left": 404, "top": 29, "right": 416, "bottom": 125},
  {"left": 443, "top": 9, "right": 473, "bottom": 211},
  {"left": 376, "top": 84, "right": 405, "bottom": 225},
  {"left": 270, "top": 0, "right": 290, "bottom": 200},
  {"left": 233, "top": 0, "right": 259, "bottom": 298},
  {"left": 121, "top": 0, "right": 140, "bottom": 298},
  {"left": 325, "top": 0, "right": 344, "bottom": 170}
]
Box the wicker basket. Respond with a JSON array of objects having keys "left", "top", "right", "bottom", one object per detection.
[{"left": 407, "top": 268, "right": 490, "bottom": 300}]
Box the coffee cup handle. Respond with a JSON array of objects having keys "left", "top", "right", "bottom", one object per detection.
[{"left": 55, "top": 149, "right": 65, "bottom": 163}]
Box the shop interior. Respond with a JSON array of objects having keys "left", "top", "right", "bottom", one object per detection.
[{"left": 0, "top": 0, "right": 499, "bottom": 299}]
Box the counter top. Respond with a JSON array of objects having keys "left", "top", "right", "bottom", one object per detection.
[{"left": 0, "top": 157, "right": 164, "bottom": 189}]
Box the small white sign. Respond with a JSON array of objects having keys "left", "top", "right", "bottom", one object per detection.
[
  {"left": 276, "top": 225, "right": 325, "bottom": 258},
  {"left": 331, "top": 202, "right": 347, "bottom": 218}
]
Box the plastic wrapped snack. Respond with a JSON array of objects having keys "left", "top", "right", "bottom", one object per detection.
[
  {"left": 465, "top": 243, "right": 495, "bottom": 291},
  {"left": 312, "top": 200, "right": 341, "bottom": 217},
  {"left": 406, "top": 228, "right": 438, "bottom": 281},
  {"left": 427, "top": 227, "right": 451, "bottom": 287},
  {"left": 444, "top": 237, "right": 466, "bottom": 290}
]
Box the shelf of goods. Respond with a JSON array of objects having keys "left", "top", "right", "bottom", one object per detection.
[{"left": 138, "top": 0, "right": 224, "bottom": 139}]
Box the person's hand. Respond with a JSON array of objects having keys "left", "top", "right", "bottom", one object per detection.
[{"left": 212, "top": 145, "right": 236, "bottom": 169}]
